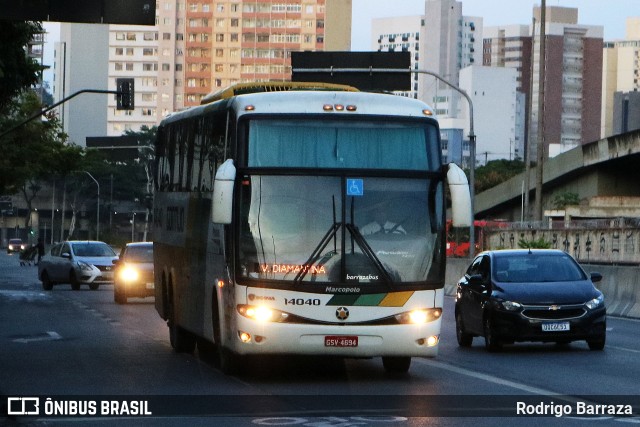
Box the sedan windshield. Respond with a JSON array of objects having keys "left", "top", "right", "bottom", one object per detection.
[
  {"left": 123, "top": 245, "right": 153, "bottom": 262},
  {"left": 493, "top": 254, "right": 587, "bottom": 282},
  {"left": 72, "top": 243, "right": 116, "bottom": 257}
]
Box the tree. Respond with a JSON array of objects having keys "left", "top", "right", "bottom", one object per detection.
[
  {"left": 0, "top": 91, "right": 69, "bottom": 207},
  {"left": 552, "top": 192, "right": 580, "bottom": 210},
  {"left": 473, "top": 159, "right": 525, "bottom": 194},
  {"left": 0, "top": 21, "right": 43, "bottom": 114}
]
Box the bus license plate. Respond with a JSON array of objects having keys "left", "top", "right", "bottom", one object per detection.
[
  {"left": 542, "top": 322, "right": 570, "bottom": 332},
  {"left": 325, "top": 336, "right": 358, "bottom": 347}
]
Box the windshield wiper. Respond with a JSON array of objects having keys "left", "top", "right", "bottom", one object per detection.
[
  {"left": 293, "top": 222, "right": 342, "bottom": 284},
  {"left": 345, "top": 223, "right": 395, "bottom": 289}
]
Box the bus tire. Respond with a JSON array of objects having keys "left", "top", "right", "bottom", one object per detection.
[
  {"left": 382, "top": 356, "right": 411, "bottom": 373},
  {"left": 168, "top": 285, "right": 196, "bottom": 353}
]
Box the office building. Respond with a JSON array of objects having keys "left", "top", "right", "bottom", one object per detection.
[
  {"left": 53, "top": 24, "right": 109, "bottom": 146},
  {"left": 602, "top": 17, "right": 640, "bottom": 137}
]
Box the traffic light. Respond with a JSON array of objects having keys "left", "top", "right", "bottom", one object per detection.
[{"left": 116, "top": 78, "right": 135, "bottom": 110}]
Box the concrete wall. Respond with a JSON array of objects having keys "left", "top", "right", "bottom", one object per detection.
[
  {"left": 444, "top": 257, "right": 640, "bottom": 318},
  {"left": 485, "top": 226, "right": 640, "bottom": 264}
]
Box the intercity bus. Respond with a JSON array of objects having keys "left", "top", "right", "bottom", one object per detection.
[{"left": 153, "top": 82, "right": 471, "bottom": 374}]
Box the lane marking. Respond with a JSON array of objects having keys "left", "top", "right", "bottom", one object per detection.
[
  {"left": 414, "top": 358, "right": 558, "bottom": 395},
  {"left": 607, "top": 345, "right": 640, "bottom": 354},
  {"left": 12, "top": 331, "right": 62, "bottom": 343}
]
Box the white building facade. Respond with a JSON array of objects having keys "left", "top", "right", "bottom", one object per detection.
[{"left": 53, "top": 24, "right": 109, "bottom": 146}]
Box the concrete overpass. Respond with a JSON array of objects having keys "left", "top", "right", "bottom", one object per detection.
[{"left": 475, "top": 129, "right": 640, "bottom": 221}]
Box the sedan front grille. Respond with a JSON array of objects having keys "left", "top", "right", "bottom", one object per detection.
[
  {"left": 521, "top": 304, "right": 586, "bottom": 320},
  {"left": 95, "top": 265, "right": 114, "bottom": 272}
]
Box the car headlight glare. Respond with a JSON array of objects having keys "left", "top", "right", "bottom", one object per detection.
[
  {"left": 237, "top": 305, "right": 289, "bottom": 323},
  {"left": 585, "top": 294, "right": 604, "bottom": 310},
  {"left": 499, "top": 300, "right": 522, "bottom": 311},
  {"left": 120, "top": 266, "right": 139, "bottom": 282}
]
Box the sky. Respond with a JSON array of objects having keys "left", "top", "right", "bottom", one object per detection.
[{"left": 43, "top": 0, "right": 638, "bottom": 84}]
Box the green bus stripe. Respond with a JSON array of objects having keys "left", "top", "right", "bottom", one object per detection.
[
  {"left": 326, "top": 292, "right": 411, "bottom": 306},
  {"left": 354, "top": 293, "right": 387, "bottom": 306},
  {"left": 326, "top": 295, "right": 359, "bottom": 305}
]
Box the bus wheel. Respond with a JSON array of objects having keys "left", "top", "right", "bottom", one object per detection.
[
  {"left": 168, "top": 289, "right": 196, "bottom": 353},
  {"left": 382, "top": 356, "right": 411, "bottom": 373}
]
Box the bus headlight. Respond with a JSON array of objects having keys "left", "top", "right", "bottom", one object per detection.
[
  {"left": 237, "top": 305, "right": 289, "bottom": 323},
  {"left": 395, "top": 308, "right": 442, "bottom": 324}
]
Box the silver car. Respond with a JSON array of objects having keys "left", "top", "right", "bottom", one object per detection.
[{"left": 38, "top": 241, "right": 118, "bottom": 290}]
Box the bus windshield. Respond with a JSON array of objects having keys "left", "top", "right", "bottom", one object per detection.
[
  {"left": 238, "top": 175, "right": 442, "bottom": 287},
  {"left": 247, "top": 118, "right": 437, "bottom": 170}
]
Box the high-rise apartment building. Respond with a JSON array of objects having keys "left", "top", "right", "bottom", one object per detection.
[
  {"left": 602, "top": 17, "right": 640, "bottom": 138},
  {"left": 421, "top": 0, "right": 482, "bottom": 118},
  {"left": 371, "top": 0, "right": 482, "bottom": 114},
  {"left": 56, "top": 1, "right": 352, "bottom": 140},
  {"left": 484, "top": 6, "right": 603, "bottom": 158},
  {"left": 371, "top": 15, "right": 421, "bottom": 99}
]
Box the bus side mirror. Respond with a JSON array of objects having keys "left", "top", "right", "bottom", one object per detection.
[
  {"left": 212, "top": 159, "right": 236, "bottom": 224},
  {"left": 447, "top": 163, "right": 472, "bottom": 227}
]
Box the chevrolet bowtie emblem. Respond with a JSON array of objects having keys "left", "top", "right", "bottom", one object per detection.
[{"left": 549, "top": 305, "right": 560, "bottom": 311}]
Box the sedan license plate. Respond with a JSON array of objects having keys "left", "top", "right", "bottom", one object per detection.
[
  {"left": 325, "top": 336, "right": 358, "bottom": 347},
  {"left": 542, "top": 322, "right": 570, "bottom": 332},
  {"left": 145, "top": 282, "right": 154, "bottom": 290}
]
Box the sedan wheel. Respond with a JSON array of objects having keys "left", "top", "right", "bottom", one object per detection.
[
  {"left": 455, "top": 312, "right": 473, "bottom": 347},
  {"left": 70, "top": 271, "right": 80, "bottom": 291},
  {"left": 587, "top": 334, "right": 606, "bottom": 351},
  {"left": 114, "top": 284, "right": 126, "bottom": 304},
  {"left": 41, "top": 271, "right": 53, "bottom": 291},
  {"left": 484, "top": 318, "right": 502, "bottom": 352}
]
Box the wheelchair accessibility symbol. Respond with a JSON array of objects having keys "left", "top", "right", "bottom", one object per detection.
[{"left": 346, "top": 179, "right": 363, "bottom": 196}]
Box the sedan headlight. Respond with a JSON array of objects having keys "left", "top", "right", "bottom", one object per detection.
[
  {"left": 497, "top": 300, "right": 522, "bottom": 311},
  {"left": 585, "top": 294, "right": 604, "bottom": 310},
  {"left": 76, "top": 261, "right": 94, "bottom": 271},
  {"left": 119, "top": 266, "right": 140, "bottom": 282}
]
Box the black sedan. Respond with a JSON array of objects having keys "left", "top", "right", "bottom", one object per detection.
[{"left": 455, "top": 249, "right": 606, "bottom": 351}]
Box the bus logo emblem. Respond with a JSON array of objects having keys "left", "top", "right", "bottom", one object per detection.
[{"left": 335, "top": 307, "right": 350, "bottom": 320}]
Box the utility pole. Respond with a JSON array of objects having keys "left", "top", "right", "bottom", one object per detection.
[
  {"left": 534, "top": 0, "right": 547, "bottom": 221},
  {"left": 524, "top": 17, "right": 536, "bottom": 223}
]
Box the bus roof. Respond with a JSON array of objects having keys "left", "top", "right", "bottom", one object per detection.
[
  {"left": 159, "top": 82, "right": 436, "bottom": 126},
  {"left": 201, "top": 81, "right": 359, "bottom": 104}
]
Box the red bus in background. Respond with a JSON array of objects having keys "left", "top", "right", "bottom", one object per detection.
[{"left": 446, "top": 220, "right": 507, "bottom": 257}]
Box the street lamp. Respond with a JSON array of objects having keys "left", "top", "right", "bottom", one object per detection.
[
  {"left": 83, "top": 171, "right": 100, "bottom": 240},
  {"left": 415, "top": 69, "right": 476, "bottom": 256}
]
